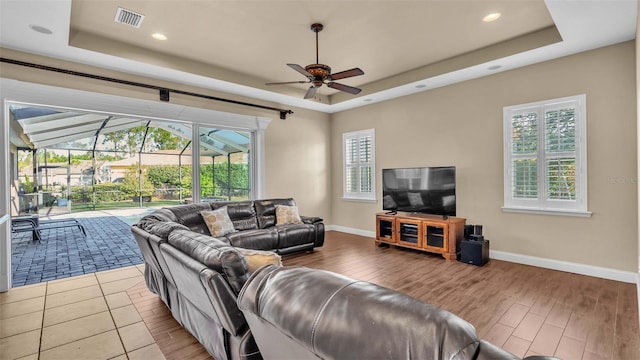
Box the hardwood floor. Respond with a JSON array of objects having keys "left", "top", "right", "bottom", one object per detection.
[{"left": 130, "top": 231, "right": 640, "bottom": 359}]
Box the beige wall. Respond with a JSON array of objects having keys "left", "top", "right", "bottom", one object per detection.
[
  {"left": 332, "top": 42, "right": 638, "bottom": 272},
  {"left": 636, "top": 5, "right": 640, "bottom": 283},
  {"left": 0, "top": 48, "right": 332, "bottom": 221},
  {"left": 264, "top": 107, "right": 331, "bottom": 219}
]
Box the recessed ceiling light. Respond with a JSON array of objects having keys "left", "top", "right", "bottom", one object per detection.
[
  {"left": 415, "top": 84, "right": 427, "bottom": 89},
  {"left": 483, "top": 13, "right": 501, "bottom": 22},
  {"left": 152, "top": 33, "right": 167, "bottom": 41},
  {"left": 29, "top": 24, "right": 52, "bottom": 35},
  {"left": 488, "top": 65, "right": 502, "bottom": 70}
]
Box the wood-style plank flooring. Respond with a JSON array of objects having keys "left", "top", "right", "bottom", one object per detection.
[{"left": 130, "top": 231, "right": 640, "bottom": 359}]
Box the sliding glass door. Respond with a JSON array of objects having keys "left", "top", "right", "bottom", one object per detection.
[
  {"left": 9, "top": 104, "right": 255, "bottom": 211},
  {"left": 199, "top": 127, "right": 251, "bottom": 202}
]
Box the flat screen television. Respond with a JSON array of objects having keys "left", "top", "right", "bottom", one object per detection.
[{"left": 382, "top": 166, "right": 456, "bottom": 217}]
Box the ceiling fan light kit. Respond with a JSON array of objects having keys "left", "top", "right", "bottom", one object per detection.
[{"left": 266, "top": 23, "right": 364, "bottom": 99}]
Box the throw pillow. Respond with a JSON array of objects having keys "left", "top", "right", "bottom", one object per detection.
[
  {"left": 201, "top": 207, "right": 236, "bottom": 237},
  {"left": 407, "top": 192, "right": 424, "bottom": 207},
  {"left": 275, "top": 204, "right": 303, "bottom": 225},
  {"left": 236, "top": 247, "right": 282, "bottom": 273}
]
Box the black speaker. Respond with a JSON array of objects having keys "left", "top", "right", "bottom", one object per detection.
[
  {"left": 461, "top": 239, "right": 489, "bottom": 266},
  {"left": 469, "top": 234, "right": 484, "bottom": 242},
  {"left": 464, "top": 225, "right": 474, "bottom": 239}
]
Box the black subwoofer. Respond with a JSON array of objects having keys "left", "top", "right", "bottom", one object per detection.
[{"left": 460, "top": 239, "right": 489, "bottom": 266}]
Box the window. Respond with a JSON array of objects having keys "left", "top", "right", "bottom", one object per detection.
[
  {"left": 503, "top": 95, "right": 589, "bottom": 216},
  {"left": 343, "top": 129, "right": 375, "bottom": 201}
]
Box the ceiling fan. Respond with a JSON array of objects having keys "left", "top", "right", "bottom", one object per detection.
[{"left": 266, "top": 23, "right": 365, "bottom": 99}]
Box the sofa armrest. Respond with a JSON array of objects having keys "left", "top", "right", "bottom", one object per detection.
[
  {"left": 200, "top": 270, "right": 248, "bottom": 336},
  {"left": 299, "top": 216, "right": 325, "bottom": 248},
  {"left": 300, "top": 216, "right": 323, "bottom": 224},
  {"left": 136, "top": 219, "right": 190, "bottom": 240}
]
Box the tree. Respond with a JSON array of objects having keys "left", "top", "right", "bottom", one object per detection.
[
  {"left": 107, "top": 126, "right": 189, "bottom": 155},
  {"left": 148, "top": 165, "right": 186, "bottom": 187},
  {"left": 124, "top": 126, "right": 148, "bottom": 156},
  {"left": 148, "top": 128, "right": 188, "bottom": 151},
  {"left": 120, "top": 164, "right": 154, "bottom": 197},
  {"left": 102, "top": 130, "right": 126, "bottom": 158},
  {"left": 200, "top": 162, "right": 249, "bottom": 198}
]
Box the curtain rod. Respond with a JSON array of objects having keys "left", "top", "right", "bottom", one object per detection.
[{"left": 0, "top": 57, "right": 294, "bottom": 120}]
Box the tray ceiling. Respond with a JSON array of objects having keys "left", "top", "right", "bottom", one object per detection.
[{"left": 0, "top": 0, "right": 637, "bottom": 114}]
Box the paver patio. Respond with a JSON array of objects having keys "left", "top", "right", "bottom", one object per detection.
[{"left": 10, "top": 210, "right": 151, "bottom": 287}]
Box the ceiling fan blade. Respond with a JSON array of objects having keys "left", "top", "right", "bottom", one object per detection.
[
  {"left": 265, "top": 80, "right": 310, "bottom": 85},
  {"left": 327, "top": 82, "right": 362, "bottom": 95},
  {"left": 287, "top": 64, "right": 314, "bottom": 79},
  {"left": 329, "top": 67, "right": 365, "bottom": 81},
  {"left": 304, "top": 86, "right": 318, "bottom": 99}
]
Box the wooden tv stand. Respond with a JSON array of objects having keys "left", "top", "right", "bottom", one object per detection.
[{"left": 375, "top": 212, "right": 466, "bottom": 260}]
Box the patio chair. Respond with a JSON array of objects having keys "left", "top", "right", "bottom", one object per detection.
[
  {"left": 11, "top": 215, "right": 87, "bottom": 241},
  {"left": 11, "top": 215, "right": 41, "bottom": 241}
]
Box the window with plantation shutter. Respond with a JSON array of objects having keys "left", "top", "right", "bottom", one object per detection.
[
  {"left": 503, "top": 95, "right": 590, "bottom": 216},
  {"left": 343, "top": 129, "right": 376, "bottom": 201}
]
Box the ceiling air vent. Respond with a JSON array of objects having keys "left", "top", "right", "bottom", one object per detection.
[{"left": 114, "top": 7, "right": 144, "bottom": 28}]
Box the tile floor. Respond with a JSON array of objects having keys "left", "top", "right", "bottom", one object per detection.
[{"left": 0, "top": 265, "right": 165, "bottom": 360}]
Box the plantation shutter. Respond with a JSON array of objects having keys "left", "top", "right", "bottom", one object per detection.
[
  {"left": 544, "top": 104, "right": 577, "bottom": 201},
  {"left": 503, "top": 95, "right": 587, "bottom": 215},
  {"left": 343, "top": 129, "right": 375, "bottom": 200},
  {"left": 510, "top": 110, "right": 539, "bottom": 200}
]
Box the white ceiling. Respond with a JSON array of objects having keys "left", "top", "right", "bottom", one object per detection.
[{"left": 0, "top": 0, "right": 637, "bottom": 115}]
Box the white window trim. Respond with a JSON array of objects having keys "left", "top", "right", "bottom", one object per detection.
[
  {"left": 343, "top": 128, "right": 376, "bottom": 201},
  {"left": 503, "top": 94, "right": 591, "bottom": 217}
]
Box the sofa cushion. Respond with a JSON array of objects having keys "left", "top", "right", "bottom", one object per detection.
[
  {"left": 254, "top": 198, "right": 296, "bottom": 229},
  {"left": 236, "top": 248, "right": 282, "bottom": 273},
  {"left": 167, "top": 203, "right": 213, "bottom": 232},
  {"left": 212, "top": 201, "right": 259, "bottom": 231},
  {"left": 226, "top": 228, "right": 279, "bottom": 251},
  {"left": 276, "top": 224, "right": 314, "bottom": 249},
  {"left": 275, "top": 205, "right": 303, "bottom": 225},
  {"left": 201, "top": 207, "right": 236, "bottom": 237},
  {"left": 167, "top": 229, "right": 248, "bottom": 293}
]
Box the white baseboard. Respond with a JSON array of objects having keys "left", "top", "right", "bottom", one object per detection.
[
  {"left": 637, "top": 273, "right": 640, "bottom": 328},
  {"left": 326, "top": 225, "right": 637, "bottom": 284},
  {"left": 490, "top": 250, "right": 637, "bottom": 284},
  {"left": 326, "top": 225, "right": 376, "bottom": 239}
]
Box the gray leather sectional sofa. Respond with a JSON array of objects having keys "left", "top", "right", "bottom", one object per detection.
[
  {"left": 132, "top": 198, "right": 555, "bottom": 360},
  {"left": 238, "top": 265, "right": 559, "bottom": 360},
  {"left": 130, "top": 198, "right": 324, "bottom": 360}
]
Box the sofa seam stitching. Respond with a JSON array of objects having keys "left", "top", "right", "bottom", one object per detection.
[{"left": 310, "top": 280, "right": 361, "bottom": 353}]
